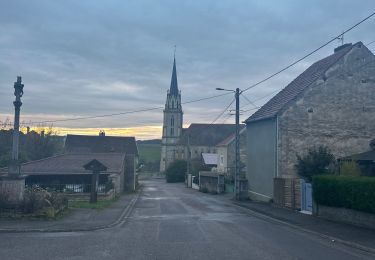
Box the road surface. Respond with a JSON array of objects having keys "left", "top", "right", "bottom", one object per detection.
[{"left": 0, "top": 179, "right": 373, "bottom": 259}]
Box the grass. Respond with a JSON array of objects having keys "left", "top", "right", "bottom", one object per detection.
[
  {"left": 69, "top": 197, "right": 118, "bottom": 210},
  {"left": 138, "top": 143, "right": 161, "bottom": 163}
]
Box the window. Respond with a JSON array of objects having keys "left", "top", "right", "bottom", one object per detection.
[
  {"left": 172, "top": 101, "right": 174, "bottom": 108},
  {"left": 170, "top": 128, "right": 174, "bottom": 136},
  {"left": 171, "top": 116, "right": 174, "bottom": 126}
]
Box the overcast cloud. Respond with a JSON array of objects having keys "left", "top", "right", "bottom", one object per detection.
[{"left": 0, "top": 0, "right": 374, "bottom": 136}]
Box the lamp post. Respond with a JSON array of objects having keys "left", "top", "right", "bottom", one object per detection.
[{"left": 216, "top": 87, "right": 240, "bottom": 200}]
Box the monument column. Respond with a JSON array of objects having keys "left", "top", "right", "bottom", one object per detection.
[
  {"left": 9, "top": 76, "right": 24, "bottom": 175},
  {"left": 0, "top": 77, "right": 26, "bottom": 204}
]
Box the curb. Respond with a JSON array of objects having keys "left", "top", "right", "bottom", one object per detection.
[
  {"left": 0, "top": 190, "right": 141, "bottom": 234},
  {"left": 232, "top": 202, "right": 375, "bottom": 255}
]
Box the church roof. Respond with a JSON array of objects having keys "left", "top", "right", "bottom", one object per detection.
[
  {"left": 64, "top": 134, "right": 138, "bottom": 156},
  {"left": 179, "top": 124, "right": 245, "bottom": 146},
  {"left": 169, "top": 57, "right": 179, "bottom": 95},
  {"left": 245, "top": 42, "right": 357, "bottom": 123}
]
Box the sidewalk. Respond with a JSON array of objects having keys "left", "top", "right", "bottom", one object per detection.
[
  {"left": 0, "top": 192, "right": 137, "bottom": 233},
  {"left": 232, "top": 198, "right": 375, "bottom": 253}
]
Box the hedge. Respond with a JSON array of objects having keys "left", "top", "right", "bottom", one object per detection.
[
  {"left": 165, "top": 160, "right": 187, "bottom": 183},
  {"left": 312, "top": 175, "right": 375, "bottom": 214}
]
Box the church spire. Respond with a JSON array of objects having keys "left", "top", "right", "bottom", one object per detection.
[{"left": 169, "top": 56, "right": 179, "bottom": 96}]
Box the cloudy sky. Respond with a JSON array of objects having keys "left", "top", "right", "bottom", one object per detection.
[{"left": 0, "top": 0, "right": 374, "bottom": 139}]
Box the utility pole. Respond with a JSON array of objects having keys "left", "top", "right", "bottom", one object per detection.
[
  {"left": 187, "top": 134, "right": 190, "bottom": 175},
  {"left": 216, "top": 87, "right": 241, "bottom": 200},
  {"left": 235, "top": 88, "right": 240, "bottom": 200}
]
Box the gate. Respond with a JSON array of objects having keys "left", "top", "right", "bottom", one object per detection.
[{"left": 300, "top": 180, "right": 312, "bottom": 213}]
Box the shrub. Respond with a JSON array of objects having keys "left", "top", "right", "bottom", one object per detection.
[
  {"left": 313, "top": 175, "right": 375, "bottom": 214},
  {"left": 295, "top": 146, "right": 335, "bottom": 182},
  {"left": 23, "top": 186, "right": 49, "bottom": 213},
  {"left": 165, "top": 160, "right": 187, "bottom": 183},
  {"left": 23, "top": 186, "right": 68, "bottom": 214},
  {"left": 340, "top": 160, "right": 361, "bottom": 177},
  {"left": 105, "top": 180, "right": 114, "bottom": 192},
  {"left": 0, "top": 190, "right": 10, "bottom": 210}
]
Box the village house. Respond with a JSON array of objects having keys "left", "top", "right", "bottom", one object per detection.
[
  {"left": 216, "top": 126, "right": 246, "bottom": 178},
  {"left": 245, "top": 42, "right": 375, "bottom": 207},
  {"left": 0, "top": 133, "right": 139, "bottom": 197}
]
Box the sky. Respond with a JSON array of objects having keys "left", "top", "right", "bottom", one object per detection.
[{"left": 0, "top": 0, "right": 374, "bottom": 139}]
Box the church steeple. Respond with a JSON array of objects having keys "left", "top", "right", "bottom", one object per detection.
[
  {"left": 169, "top": 57, "right": 178, "bottom": 95},
  {"left": 160, "top": 55, "right": 183, "bottom": 172}
]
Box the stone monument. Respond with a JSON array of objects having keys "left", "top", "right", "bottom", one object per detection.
[{"left": 0, "top": 76, "right": 26, "bottom": 204}]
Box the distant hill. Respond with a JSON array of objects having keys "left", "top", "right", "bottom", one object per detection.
[
  {"left": 137, "top": 139, "right": 161, "bottom": 145},
  {"left": 137, "top": 140, "right": 161, "bottom": 172}
]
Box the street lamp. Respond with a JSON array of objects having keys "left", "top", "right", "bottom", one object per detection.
[{"left": 216, "top": 87, "right": 240, "bottom": 200}]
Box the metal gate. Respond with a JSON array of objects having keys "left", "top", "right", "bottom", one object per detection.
[{"left": 300, "top": 180, "right": 312, "bottom": 213}]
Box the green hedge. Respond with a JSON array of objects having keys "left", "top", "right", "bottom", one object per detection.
[
  {"left": 165, "top": 160, "right": 187, "bottom": 183},
  {"left": 312, "top": 175, "right": 375, "bottom": 214}
]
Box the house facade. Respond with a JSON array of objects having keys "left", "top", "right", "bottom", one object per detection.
[
  {"left": 245, "top": 42, "right": 375, "bottom": 204},
  {"left": 216, "top": 126, "right": 247, "bottom": 178}
]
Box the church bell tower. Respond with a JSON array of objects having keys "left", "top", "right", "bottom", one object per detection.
[{"left": 160, "top": 57, "right": 183, "bottom": 172}]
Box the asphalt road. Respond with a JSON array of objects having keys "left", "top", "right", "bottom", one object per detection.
[{"left": 0, "top": 179, "right": 374, "bottom": 260}]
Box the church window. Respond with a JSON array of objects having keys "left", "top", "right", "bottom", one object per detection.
[
  {"left": 170, "top": 128, "right": 174, "bottom": 136},
  {"left": 171, "top": 116, "right": 174, "bottom": 126},
  {"left": 172, "top": 101, "right": 174, "bottom": 108}
]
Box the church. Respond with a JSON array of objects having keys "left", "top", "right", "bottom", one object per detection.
[{"left": 160, "top": 57, "right": 246, "bottom": 172}]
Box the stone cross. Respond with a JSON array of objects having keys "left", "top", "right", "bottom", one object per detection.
[
  {"left": 83, "top": 159, "right": 107, "bottom": 203},
  {"left": 9, "top": 76, "right": 24, "bottom": 176}
]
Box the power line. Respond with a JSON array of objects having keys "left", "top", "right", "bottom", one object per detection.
[
  {"left": 25, "top": 92, "right": 233, "bottom": 125},
  {"left": 210, "top": 97, "right": 236, "bottom": 124},
  {"left": 241, "top": 11, "right": 375, "bottom": 93}
]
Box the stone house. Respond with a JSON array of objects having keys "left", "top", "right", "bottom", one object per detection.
[
  {"left": 245, "top": 42, "right": 375, "bottom": 206},
  {"left": 216, "top": 126, "right": 246, "bottom": 178}
]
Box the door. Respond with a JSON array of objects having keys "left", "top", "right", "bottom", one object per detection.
[{"left": 300, "top": 180, "right": 313, "bottom": 213}]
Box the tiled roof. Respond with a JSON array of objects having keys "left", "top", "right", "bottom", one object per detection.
[
  {"left": 64, "top": 135, "right": 138, "bottom": 155},
  {"left": 216, "top": 126, "right": 246, "bottom": 146},
  {"left": 340, "top": 150, "right": 375, "bottom": 161},
  {"left": 0, "top": 153, "right": 125, "bottom": 176},
  {"left": 245, "top": 43, "right": 355, "bottom": 123},
  {"left": 178, "top": 124, "right": 245, "bottom": 146}
]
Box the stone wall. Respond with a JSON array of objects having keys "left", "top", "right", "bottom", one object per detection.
[
  {"left": 199, "top": 171, "right": 224, "bottom": 194},
  {"left": 0, "top": 176, "right": 25, "bottom": 204},
  {"left": 315, "top": 204, "right": 375, "bottom": 230},
  {"left": 278, "top": 44, "right": 375, "bottom": 178}
]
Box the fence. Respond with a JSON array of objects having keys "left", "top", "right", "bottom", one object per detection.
[
  {"left": 26, "top": 183, "right": 110, "bottom": 194},
  {"left": 273, "top": 178, "right": 301, "bottom": 209}
]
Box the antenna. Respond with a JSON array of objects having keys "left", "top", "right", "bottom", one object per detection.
[{"left": 337, "top": 32, "right": 344, "bottom": 46}]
